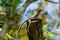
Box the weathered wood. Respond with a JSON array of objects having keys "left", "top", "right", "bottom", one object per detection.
[{"left": 27, "top": 18, "right": 45, "bottom": 40}]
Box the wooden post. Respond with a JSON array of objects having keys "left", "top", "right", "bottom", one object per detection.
[{"left": 27, "top": 18, "right": 45, "bottom": 40}]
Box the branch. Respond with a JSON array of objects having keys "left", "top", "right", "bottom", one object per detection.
[
  {"left": 19, "top": 0, "right": 36, "bottom": 17},
  {"left": 18, "top": 0, "right": 37, "bottom": 31},
  {"left": 47, "top": 0, "right": 60, "bottom": 4},
  {"left": 18, "top": 5, "right": 42, "bottom": 32},
  {"left": 0, "top": 21, "right": 8, "bottom": 40}
]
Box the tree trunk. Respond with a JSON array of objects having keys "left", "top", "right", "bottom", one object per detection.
[{"left": 27, "top": 18, "right": 45, "bottom": 40}]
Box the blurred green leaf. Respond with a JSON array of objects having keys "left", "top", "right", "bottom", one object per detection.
[
  {"left": 0, "top": 12, "right": 6, "bottom": 15},
  {"left": 0, "top": 20, "right": 4, "bottom": 23}
]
